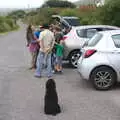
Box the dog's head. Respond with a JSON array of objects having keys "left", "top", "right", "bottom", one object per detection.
[{"left": 46, "top": 79, "right": 56, "bottom": 90}]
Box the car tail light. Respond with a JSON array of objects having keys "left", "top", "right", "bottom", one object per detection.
[
  {"left": 62, "top": 36, "right": 67, "bottom": 40},
  {"left": 84, "top": 49, "right": 96, "bottom": 58}
]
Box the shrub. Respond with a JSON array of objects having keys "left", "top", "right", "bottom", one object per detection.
[
  {"left": 0, "top": 16, "right": 19, "bottom": 33},
  {"left": 98, "top": 0, "right": 120, "bottom": 26},
  {"left": 60, "top": 8, "right": 79, "bottom": 16}
]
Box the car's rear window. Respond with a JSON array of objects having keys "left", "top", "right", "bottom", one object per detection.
[
  {"left": 76, "top": 29, "right": 85, "bottom": 38},
  {"left": 87, "top": 33, "right": 103, "bottom": 47},
  {"left": 64, "top": 18, "right": 80, "bottom": 26}
]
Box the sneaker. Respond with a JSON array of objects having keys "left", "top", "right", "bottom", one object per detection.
[
  {"left": 47, "top": 75, "right": 53, "bottom": 78},
  {"left": 34, "top": 74, "right": 41, "bottom": 78},
  {"left": 58, "top": 70, "right": 63, "bottom": 74},
  {"left": 52, "top": 70, "right": 55, "bottom": 74}
]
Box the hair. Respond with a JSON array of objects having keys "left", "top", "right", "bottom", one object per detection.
[
  {"left": 27, "top": 24, "right": 32, "bottom": 33},
  {"left": 46, "top": 79, "right": 56, "bottom": 90},
  {"left": 42, "top": 23, "right": 49, "bottom": 29},
  {"left": 54, "top": 26, "right": 61, "bottom": 32}
]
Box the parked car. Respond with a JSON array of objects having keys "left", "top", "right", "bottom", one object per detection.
[
  {"left": 52, "top": 15, "right": 80, "bottom": 28},
  {"left": 62, "top": 25, "right": 120, "bottom": 67},
  {"left": 77, "top": 30, "right": 120, "bottom": 90}
]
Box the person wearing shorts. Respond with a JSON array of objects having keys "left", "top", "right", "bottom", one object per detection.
[{"left": 55, "top": 40, "right": 64, "bottom": 73}]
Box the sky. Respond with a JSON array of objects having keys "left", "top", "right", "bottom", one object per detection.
[{"left": 0, "top": 0, "right": 79, "bottom": 8}]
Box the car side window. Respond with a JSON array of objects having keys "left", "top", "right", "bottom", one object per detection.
[
  {"left": 88, "top": 33, "right": 103, "bottom": 47},
  {"left": 112, "top": 34, "right": 120, "bottom": 48},
  {"left": 86, "top": 29, "right": 98, "bottom": 39}
]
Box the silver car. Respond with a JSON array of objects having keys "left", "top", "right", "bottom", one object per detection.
[
  {"left": 63, "top": 25, "right": 119, "bottom": 67},
  {"left": 78, "top": 30, "right": 120, "bottom": 90}
]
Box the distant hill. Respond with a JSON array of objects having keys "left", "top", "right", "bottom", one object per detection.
[
  {"left": 0, "top": 8, "right": 37, "bottom": 16},
  {"left": 0, "top": 8, "right": 19, "bottom": 15}
]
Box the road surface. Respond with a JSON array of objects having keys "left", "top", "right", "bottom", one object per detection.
[{"left": 0, "top": 25, "right": 120, "bottom": 120}]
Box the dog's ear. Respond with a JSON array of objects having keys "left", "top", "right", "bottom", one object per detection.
[{"left": 46, "top": 79, "right": 56, "bottom": 89}]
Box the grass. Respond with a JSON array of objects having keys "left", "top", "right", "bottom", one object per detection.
[{"left": 0, "top": 26, "right": 20, "bottom": 35}]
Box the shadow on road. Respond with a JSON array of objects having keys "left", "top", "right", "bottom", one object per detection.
[
  {"left": 112, "top": 82, "right": 120, "bottom": 90},
  {"left": 62, "top": 61, "right": 76, "bottom": 69}
]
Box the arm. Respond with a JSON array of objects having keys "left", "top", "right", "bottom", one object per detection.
[
  {"left": 50, "top": 34, "right": 55, "bottom": 50},
  {"left": 38, "top": 32, "right": 44, "bottom": 51},
  {"left": 55, "top": 43, "right": 63, "bottom": 49},
  {"left": 31, "top": 40, "right": 38, "bottom": 44}
]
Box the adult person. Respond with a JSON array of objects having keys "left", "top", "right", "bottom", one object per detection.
[
  {"left": 35, "top": 24, "right": 55, "bottom": 78},
  {"left": 26, "top": 24, "right": 39, "bottom": 69},
  {"left": 26, "top": 24, "right": 33, "bottom": 47},
  {"left": 34, "top": 26, "right": 43, "bottom": 39}
]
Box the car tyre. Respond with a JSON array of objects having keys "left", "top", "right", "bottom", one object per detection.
[
  {"left": 90, "top": 66, "right": 116, "bottom": 90},
  {"left": 69, "top": 50, "right": 81, "bottom": 68}
]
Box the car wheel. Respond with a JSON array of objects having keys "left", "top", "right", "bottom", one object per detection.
[
  {"left": 90, "top": 66, "right": 116, "bottom": 90},
  {"left": 69, "top": 50, "right": 81, "bottom": 68}
]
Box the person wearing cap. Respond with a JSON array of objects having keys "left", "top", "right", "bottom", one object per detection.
[{"left": 35, "top": 24, "right": 55, "bottom": 78}]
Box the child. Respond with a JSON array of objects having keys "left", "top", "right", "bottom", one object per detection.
[{"left": 55, "top": 40, "right": 64, "bottom": 73}]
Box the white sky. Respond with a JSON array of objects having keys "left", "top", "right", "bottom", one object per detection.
[{"left": 0, "top": 0, "right": 79, "bottom": 8}]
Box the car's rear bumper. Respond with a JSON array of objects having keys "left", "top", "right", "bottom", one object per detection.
[{"left": 77, "top": 63, "right": 90, "bottom": 80}]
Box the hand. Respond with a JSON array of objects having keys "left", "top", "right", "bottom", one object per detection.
[
  {"left": 44, "top": 47, "right": 52, "bottom": 53},
  {"left": 37, "top": 40, "right": 40, "bottom": 42}
]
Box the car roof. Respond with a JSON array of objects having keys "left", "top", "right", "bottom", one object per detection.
[
  {"left": 73, "top": 25, "right": 120, "bottom": 30},
  {"left": 99, "top": 30, "right": 120, "bottom": 35}
]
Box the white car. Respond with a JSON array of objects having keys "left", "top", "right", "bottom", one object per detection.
[
  {"left": 77, "top": 30, "right": 120, "bottom": 90},
  {"left": 62, "top": 25, "right": 119, "bottom": 67}
]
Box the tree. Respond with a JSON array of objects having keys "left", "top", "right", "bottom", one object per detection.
[
  {"left": 42, "top": 0, "right": 76, "bottom": 8},
  {"left": 98, "top": 0, "right": 120, "bottom": 26},
  {"left": 8, "top": 10, "right": 26, "bottom": 19}
]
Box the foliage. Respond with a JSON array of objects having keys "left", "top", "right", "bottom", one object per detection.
[
  {"left": 97, "top": 0, "right": 120, "bottom": 26},
  {"left": 7, "top": 10, "right": 26, "bottom": 19},
  {"left": 0, "top": 16, "right": 19, "bottom": 33},
  {"left": 24, "top": 8, "right": 62, "bottom": 25},
  {"left": 24, "top": 0, "right": 120, "bottom": 27},
  {"left": 60, "top": 8, "right": 79, "bottom": 17},
  {"left": 42, "top": 0, "right": 76, "bottom": 8}
]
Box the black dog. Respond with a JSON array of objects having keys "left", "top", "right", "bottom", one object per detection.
[{"left": 44, "top": 79, "right": 61, "bottom": 116}]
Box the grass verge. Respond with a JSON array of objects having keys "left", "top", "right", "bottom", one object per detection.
[{"left": 0, "top": 25, "right": 20, "bottom": 35}]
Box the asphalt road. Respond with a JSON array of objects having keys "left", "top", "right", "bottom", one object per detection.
[{"left": 0, "top": 26, "right": 120, "bottom": 120}]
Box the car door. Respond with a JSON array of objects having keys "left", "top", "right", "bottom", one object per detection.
[{"left": 108, "top": 34, "right": 120, "bottom": 71}]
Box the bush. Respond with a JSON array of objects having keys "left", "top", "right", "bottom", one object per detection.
[
  {"left": 60, "top": 8, "right": 79, "bottom": 16},
  {"left": 0, "top": 16, "right": 19, "bottom": 33},
  {"left": 25, "top": 8, "right": 62, "bottom": 25},
  {"left": 98, "top": 0, "right": 120, "bottom": 26},
  {"left": 25, "top": 1, "right": 120, "bottom": 27},
  {"left": 0, "top": 22, "right": 11, "bottom": 32}
]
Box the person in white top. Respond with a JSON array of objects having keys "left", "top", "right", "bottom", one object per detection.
[{"left": 35, "top": 24, "right": 55, "bottom": 78}]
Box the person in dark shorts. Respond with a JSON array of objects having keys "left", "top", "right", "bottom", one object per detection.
[
  {"left": 52, "top": 26, "right": 63, "bottom": 73},
  {"left": 55, "top": 40, "right": 64, "bottom": 73}
]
